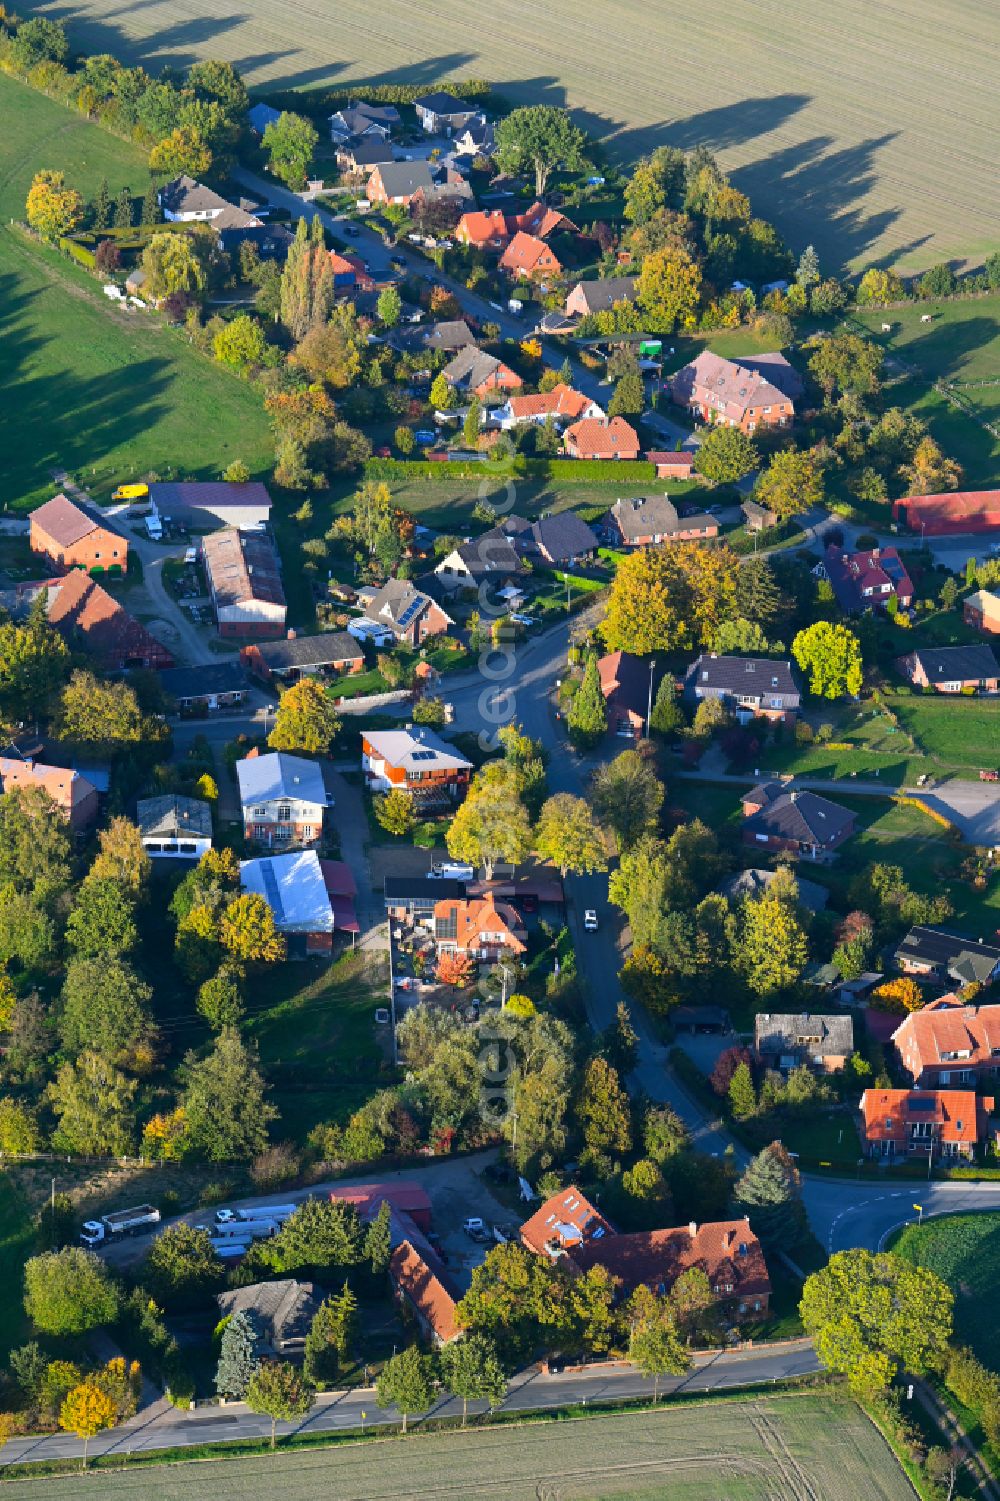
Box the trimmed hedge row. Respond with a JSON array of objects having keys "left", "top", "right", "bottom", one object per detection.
[
  {"left": 261, "top": 79, "right": 491, "bottom": 118},
  {"left": 363, "top": 456, "right": 657, "bottom": 486}
]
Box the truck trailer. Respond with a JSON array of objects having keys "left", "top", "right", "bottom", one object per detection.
[{"left": 80, "top": 1204, "right": 161, "bottom": 1248}]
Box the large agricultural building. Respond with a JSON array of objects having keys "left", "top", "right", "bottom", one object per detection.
[
  {"left": 893, "top": 491, "right": 1000, "bottom": 536},
  {"left": 201, "top": 526, "right": 286, "bottom": 638}
]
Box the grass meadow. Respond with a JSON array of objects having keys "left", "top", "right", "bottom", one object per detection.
[
  {"left": 893, "top": 1211, "right": 1000, "bottom": 1372},
  {"left": 0, "top": 1394, "right": 916, "bottom": 1500},
  {"left": 15, "top": 0, "right": 1000, "bottom": 274},
  {"left": 0, "top": 73, "right": 273, "bottom": 511}
]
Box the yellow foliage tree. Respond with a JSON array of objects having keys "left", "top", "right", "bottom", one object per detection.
[
  {"left": 141, "top": 1106, "right": 190, "bottom": 1161},
  {"left": 871, "top": 978, "right": 923, "bottom": 1014},
  {"left": 148, "top": 126, "right": 212, "bottom": 179},
  {"left": 637, "top": 244, "right": 702, "bottom": 332},
  {"left": 601, "top": 542, "right": 739, "bottom": 654},
  {"left": 25, "top": 170, "right": 83, "bottom": 241},
  {"left": 59, "top": 1382, "right": 118, "bottom": 1468},
  {"left": 220, "top": 893, "right": 285, "bottom": 964}
]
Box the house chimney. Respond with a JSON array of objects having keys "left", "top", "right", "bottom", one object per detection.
[
  {"left": 688, "top": 1220, "right": 697, "bottom": 1239},
  {"left": 287, "top": 627, "right": 296, "bottom": 640}
]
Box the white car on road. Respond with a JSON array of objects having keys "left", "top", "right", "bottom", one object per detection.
[{"left": 584, "top": 910, "right": 598, "bottom": 932}]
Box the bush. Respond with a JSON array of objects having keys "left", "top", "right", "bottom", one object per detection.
[{"left": 59, "top": 236, "right": 96, "bottom": 268}]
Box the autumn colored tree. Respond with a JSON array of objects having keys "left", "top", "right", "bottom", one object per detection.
[
  {"left": 737, "top": 894, "right": 809, "bottom": 996},
  {"left": 374, "top": 788, "right": 415, "bottom": 837},
  {"left": 141, "top": 231, "right": 207, "bottom": 301},
  {"left": 446, "top": 764, "right": 533, "bottom": 879},
  {"left": 436, "top": 951, "right": 476, "bottom": 989},
  {"left": 280, "top": 216, "right": 336, "bottom": 341},
  {"left": 753, "top": 448, "right": 824, "bottom": 521},
  {"left": 25, "top": 170, "right": 83, "bottom": 241},
  {"left": 214, "top": 313, "right": 267, "bottom": 369},
  {"left": 88, "top": 816, "right": 151, "bottom": 895},
  {"left": 695, "top": 424, "right": 759, "bottom": 485},
  {"left": 148, "top": 126, "right": 211, "bottom": 179},
  {"left": 900, "top": 435, "right": 962, "bottom": 494},
  {"left": 602, "top": 543, "right": 738, "bottom": 654},
  {"left": 291, "top": 315, "right": 361, "bottom": 389},
  {"left": 871, "top": 977, "right": 924, "bottom": 1014},
  {"left": 268, "top": 677, "right": 340, "bottom": 754},
  {"left": 59, "top": 1382, "right": 117, "bottom": 1468},
  {"left": 857, "top": 267, "right": 905, "bottom": 306},
  {"left": 578, "top": 1056, "right": 632, "bottom": 1160},
  {"left": 792, "top": 621, "right": 864, "bottom": 699},
  {"left": 220, "top": 894, "right": 285, "bottom": 963},
  {"left": 637, "top": 244, "right": 702, "bottom": 332},
  {"left": 535, "top": 794, "right": 607, "bottom": 879},
  {"left": 429, "top": 371, "right": 451, "bottom": 410}
]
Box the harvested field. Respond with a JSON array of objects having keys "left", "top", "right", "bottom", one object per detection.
[
  {"left": 1, "top": 1394, "right": 916, "bottom": 1500},
  {"left": 18, "top": 0, "right": 1000, "bottom": 273}
]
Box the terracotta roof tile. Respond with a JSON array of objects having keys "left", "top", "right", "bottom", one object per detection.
[
  {"left": 571, "top": 1219, "right": 771, "bottom": 1300},
  {"left": 520, "top": 1187, "right": 612, "bottom": 1256},
  {"left": 390, "top": 1240, "right": 459, "bottom": 1341},
  {"left": 563, "top": 416, "right": 640, "bottom": 460}
]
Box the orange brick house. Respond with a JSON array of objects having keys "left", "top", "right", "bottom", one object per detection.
[
  {"left": 30, "top": 494, "right": 128, "bottom": 573},
  {"left": 563, "top": 416, "right": 641, "bottom": 461},
  {"left": 671, "top": 351, "right": 796, "bottom": 433},
  {"left": 0, "top": 755, "right": 99, "bottom": 831},
  {"left": 859, "top": 1087, "right": 994, "bottom": 1162},
  {"left": 964, "top": 589, "right": 1000, "bottom": 635},
  {"left": 499, "top": 231, "right": 562, "bottom": 279},
  {"left": 362, "top": 727, "right": 472, "bottom": 803},
  {"left": 431, "top": 894, "right": 527, "bottom": 961}
]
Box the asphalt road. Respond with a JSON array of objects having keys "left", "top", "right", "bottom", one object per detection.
[{"left": 0, "top": 1340, "right": 819, "bottom": 1465}]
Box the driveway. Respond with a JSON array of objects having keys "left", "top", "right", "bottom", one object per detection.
[
  {"left": 128, "top": 534, "right": 225, "bottom": 667},
  {"left": 921, "top": 780, "right": 1000, "bottom": 846}
]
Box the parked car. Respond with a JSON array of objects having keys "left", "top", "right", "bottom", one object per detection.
[
  {"left": 342, "top": 223, "right": 360, "bottom": 238},
  {"left": 414, "top": 430, "right": 437, "bottom": 445},
  {"left": 390, "top": 254, "right": 406, "bottom": 270},
  {"left": 584, "top": 909, "right": 598, "bottom": 932}
]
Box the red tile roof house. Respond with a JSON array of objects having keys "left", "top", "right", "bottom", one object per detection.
[
  {"left": 606, "top": 494, "right": 718, "bottom": 547},
  {"left": 671, "top": 350, "right": 796, "bottom": 432},
  {"left": 0, "top": 755, "right": 98, "bottom": 831},
  {"left": 389, "top": 1240, "right": 460, "bottom": 1344},
  {"left": 859, "top": 1087, "right": 994, "bottom": 1162},
  {"left": 432, "top": 894, "right": 527, "bottom": 961},
  {"left": 892, "top": 490, "right": 1000, "bottom": 536},
  {"left": 563, "top": 416, "right": 641, "bottom": 461},
  {"left": 895, "top": 643, "right": 999, "bottom": 694},
  {"left": 892, "top": 1001, "right": 1000, "bottom": 1087},
  {"left": 646, "top": 450, "right": 697, "bottom": 481},
  {"left": 362, "top": 578, "right": 454, "bottom": 646},
  {"left": 499, "top": 384, "right": 604, "bottom": 430},
  {"left": 521, "top": 1188, "right": 770, "bottom": 1319},
  {"left": 30, "top": 493, "right": 128, "bottom": 573},
  {"left": 499, "top": 231, "right": 563, "bottom": 279},
  {"left": 455, "top": 208, "right": 511, "bottom": 250},
  {"left": 741, "top": 782, "right": 856, "bottom": 860},
  {"left": 598, "top": 651, "right": 660, "bottom": 737},
  {"left": 683, "top": 653, "right": 801, "bottom": 725},
  {"left": 818, "top": 544, "right": 914, "bottom": 614},
  {"left": 362, "top": 726, "right": 472, "bottom": 805},
  {"left": 46, "top": 568, "right": 174, "bottom": 671},
  {"left": 441, "top": 345, "right": 523, "bottom": 400},
  {"left": 965, "top": 589, "right": 1000, "bottom": 635}
]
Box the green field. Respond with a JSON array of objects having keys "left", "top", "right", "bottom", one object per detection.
[
  {"left": 894, "top": 1211, "right": 1000, "bottom": 1372},
  {"left": 0, "top": 1394, "right": 915, "bottom": 1499},
  {"left": 19, "top": 0, "right": 1000, "bottom": 273},
  {"left": 890, "top": 693, "right": 1000, "bottom": 770},
  {"left": 0, "top": 73, "right": 273, "bottom": 510},
  {"left": 247, "top": 950, "right": 389, "bottom": 1142},
  {"left": 0, "top": 1176, "right": 35, "bottom": 1359},
  {"left": 853, "top": 297, "right": 1000, "bottom": 484}
]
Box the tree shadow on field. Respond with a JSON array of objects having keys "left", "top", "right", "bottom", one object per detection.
[
  {"left": 19, "top": 0, "right": 250, "bottom": 76},
  {"left": 887, "top": 315, "right": 1000, "bottom": 383},
  {"left": 267, "top": 50, "right": 481, "bottom": 93},
  {"left": 0, "top": 271, "right": 174, "bottom": 503}
]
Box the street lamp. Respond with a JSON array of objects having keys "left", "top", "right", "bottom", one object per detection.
[{"left": 646, "top": 659, "right": 656, "bottom": 736}]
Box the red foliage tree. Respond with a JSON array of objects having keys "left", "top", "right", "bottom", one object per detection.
[
  {"left": 710, "top": 1045, "right": 753, "bottom": 1098},
  {"left": 436, "top": 950, "right": 476, "bottom": 989}
]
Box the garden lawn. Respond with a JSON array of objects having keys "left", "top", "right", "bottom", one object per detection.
[
  {"left": 0, "top": 73, "right": 273, "bottom": 510},
  {"left": 892, "top": 1211, "right": 1000, "bottom": 1372},
  {"left": 248, "top": 952, "right": 389, "bottom": 1142},
  {"left": 808, "top": 795, "right": 963, "bottom": 907},
  {"left": 887, "top": 693, "right": 1000, "bottom": 771}
]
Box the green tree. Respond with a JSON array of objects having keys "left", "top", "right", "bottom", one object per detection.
[
  {"left": 59, "top": 957, "right": 154, "bottom": 1063},
  {"left": 148, "top": 126, "right": 212, "bottom": 180},
  {"left": 0, "top": 1097, "right": 41, "bottom": 1155},
  {"left": 494, "top": 105, "right": 588, "bottom": 196},
  {"left": 141, "top": 231, "right": 207, "bottom": 300},
  {"left": 535, "top": 794, "right": 607, "bottom": 880},
  {"left": 799, "top": 1250, "right": 953, "bottom": 1396},
  {"left": 12, "top": 17, "right": 69, "bottom": 69},
  {"left": 65, "top": 880, "right": 138, "bottom": 960},
  {"left": 592, "top": 750, "right": 663, "bottom": 851},
  {"left": 263, "top": 112, "right": 319, "bottom": 189},
  {"left": 669, "top": 1266, "right": 721, "bottom": 1344},
  {"left": 566, "top": 653, "right": 607, "bottom": 746},
  {"left": 213, "top": 313, "right": 267, "bottom": 369},
  {"left": 446, "top": 765, "right": 533, "bottom": 880},
  {"left": 280, "top": 217, "right": 336, "bottom": 341},
  {"left": 48, "top": 1051, "right": 137, "bottom": 1155},
  {"left": 364, "top": 1199, "right": 393, "bottom": 1276},
  {"left": 246, "top": 1360, "right": 314, "bottom": 1448},
  {"left": 197, "top": 965, "right": 245, "bottom": 1031},
  {"left": 753, "top": 448, "right": 824, "bottom": 521},
  {"left": 0, "top": 782, "right": 71, "bottom": 896},
  {"left": 58, "top": 670, "right": 152, "bottom": 748},
  {"left": 792, "top": 621, "right": 863, "bottom": 699},
  {"left": 374, "top": 788, "right": 415, "bottom": 837},
  {"left": 377, "top": 285, "right": 402, "bottom": 327},
  {"left": 376, "top": 1345, "right": 435, "bottom": 1433},
  {"left": 807, "top": 332, "right": 883, "bottom": 403},
  {"left": 796, "top": 244, "right": 820, "bottom": 288},
  {"left": 440, "top": 1333, "right": 506, "bottom": 1425},
  {"left": 113, "top": 184, "right": 133, "bottom": 229},
  {"left": 735, "top": 555, "right": 785, "bottom": 629},
  {"left": 143, "top": 1224, "right": 222, "bottom": 1306},
  {"left": 644, "top": 1105, "right": 689, "bottom": 1164},
  {"left": 463, "top": 397, "right": 482, "bottom": 448},
  {"left": 738, "top": 894, "right": 808, "bottom": 996},
  {"left": 181, "top": 1027, "right": 278, "bottom": 1160},
  {"left": 0, "top": 603, "right": 70, "bottom": 723},
  {"left": 578, "top": 1056, "right": 631, "bottom": 1161},
  {"left": 728, "top": 1061, "right": 757, "bottom": 1120},
  {"left": 637, "top": 244, "right": 702, "bottom": 332},
  {"left": 734, "top": 1141, "right": 807, "bottom": 1249},
  {"left": 627, "top": 1291, "right": 688, "bottom": 1399},
  {"left": 216, "top": 1309, "right": 259, "bottom": 1398},
  {"left": 711, "top": 617, "right": 776, "bottom": 655},
  {"left": 695, "top": 425, "right": 759, "bottom": 485},
  {"left": 302, "top": 1282, "right": 358, "bottom": 1386},
  {"left": 649, "top": 675, "right": 684, "bottom": 736},
  {"left": 24, "top": 1249, "right": 118, "bottom": 1336},
  {"left": 456, "top": 1243, "right": 574, "bottom": 1364},
  {"left": 608, "top": 369, "right": 645, "bottom": 417},
  {"left": 268, "top": 677, "right": 340, "bottom": 754},
  {"left": 257, "top": 1198, "right": 363, "bottom": 1277}
]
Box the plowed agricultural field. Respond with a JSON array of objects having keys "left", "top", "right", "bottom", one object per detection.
[
  {"left": 3, "top": 1395, "right": 915, "bottom": 1500},
  {"left": 19, "top": 0, "right": 1000, "bottom": 272}
]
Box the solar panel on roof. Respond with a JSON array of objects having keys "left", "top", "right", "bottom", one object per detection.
[
  {"left": 260, "top": 860, "right": 285, "bottom": 925},
  {"left": 907, "top": 1097, "right": 936, "bottom": 1111},
  {"left": 395, "top": 598, "right": 423, "bottom": 629},
  {"left": 411, "top": 749, "right": 437, "bottom": 762}
]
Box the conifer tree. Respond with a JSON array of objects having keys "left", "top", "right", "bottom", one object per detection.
[
  {"left": 733, "top": 1140, "right": 807, "bottom": 1248},
  {"left": 216, "top": 1309, "right": 259, "bottom": 1398},
  {"left": 728, "top": 1061, "right": 757, "bottom": 1121},
  {"left": 113, "top": 185, "right": 133, "bottom": 230},
  {"left": 92, "top": 178, "right": 110, "bottom": 231},
  {"left": 364, "top": 1199, "right": 392, "bottom": 1275},
  {"left": 649, "top": 675, "right": 684, "bottom": 735},
  {"left": 566, "top": 653, "right": 607, "bottom": 747},
  {"left": 140, "top": 180, "right": 160, "bottom": 227}
]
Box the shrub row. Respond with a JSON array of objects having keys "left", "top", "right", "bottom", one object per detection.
[{"left": 261, "top": 79, "right": 491, "bottom": 118}]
